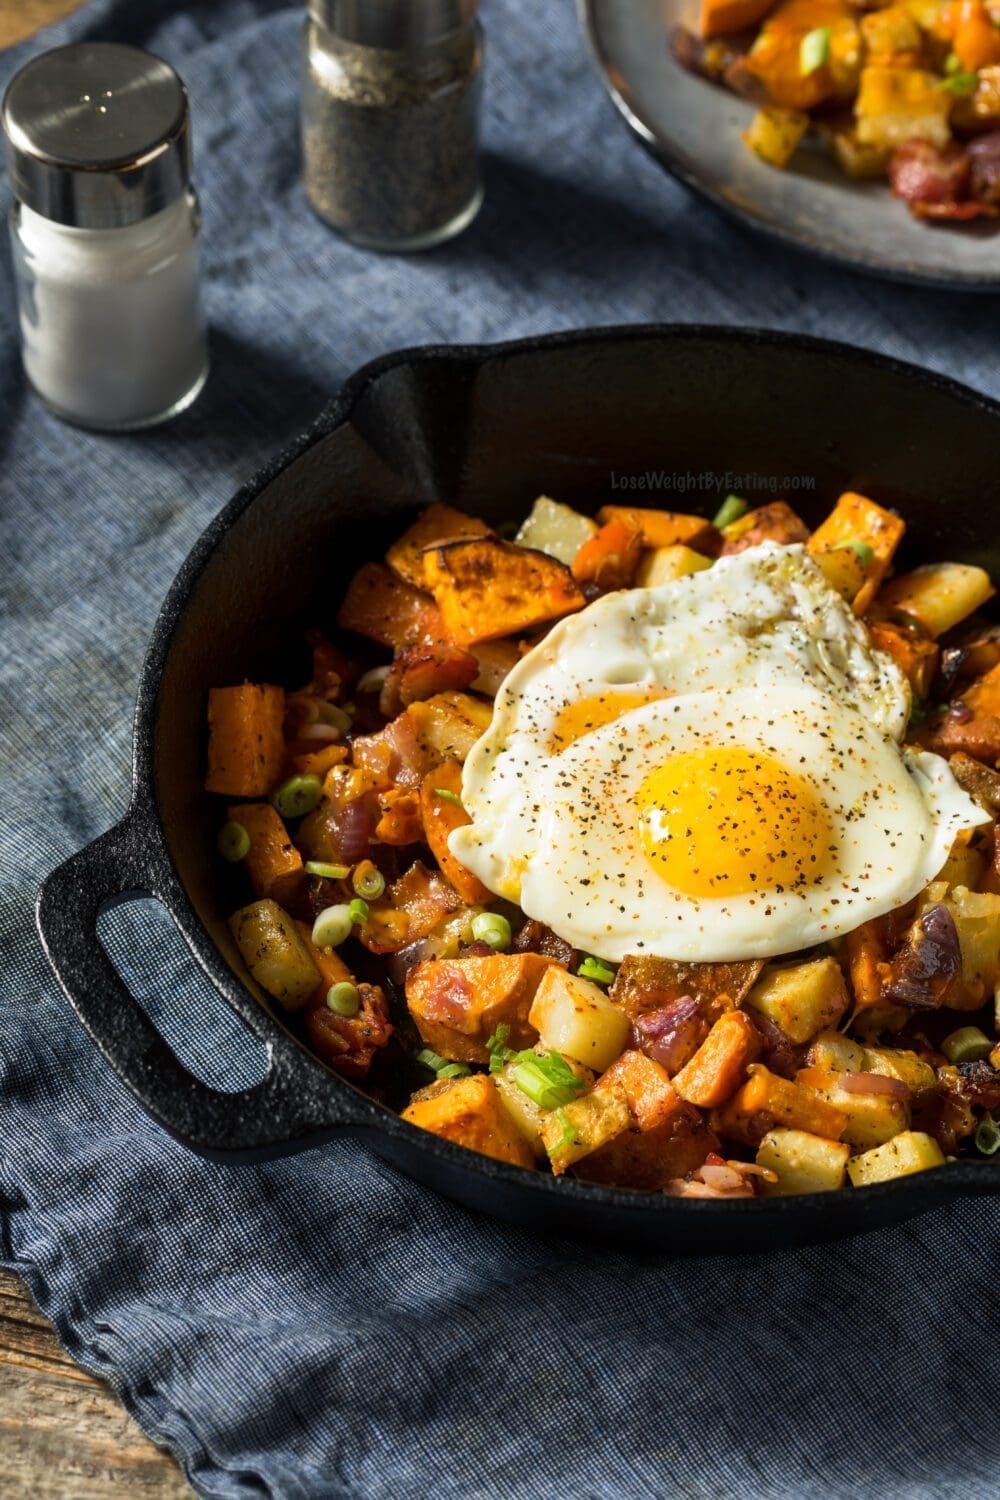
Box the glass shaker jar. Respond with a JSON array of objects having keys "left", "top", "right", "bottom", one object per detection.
[
  {"left": 2, "top": 43, "right": 209, "bottom": 431},
  {"left": 301, "top": 0, "right": 483, "bottom": 251}
]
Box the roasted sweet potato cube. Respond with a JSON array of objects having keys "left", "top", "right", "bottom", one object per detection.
[
  {"left": 402, "top": 1073, "right": 535, "bottom": 1170},
  {"left": 574, "top": 1102, "right": 719, "bottom": 1191},
  {"left": 596, "top": 506, "right": 719, "bottom": 555},
  {"left": 405, "top": 952, "right": 556, "bottom": 1063},
  {"left": 807, "top": 491, "right": 905, "bottom": 614},
  {"left": 571, "top": 518, "right": 643, "bottom": 591},
  {"left": 390, "top": 642, "right": 479, "bottom": 707},
  {"left": 711, "top": 1064, "right": 848, "bottom": 1146},
  {"left": 866, "top": 619, "right": 938, "bottom": 699},
  {"left": 294, "top": 918, "right": 353, "bottom": 1000},
  {"left": 206, "top": 683, "right": 285, "bottom": 797},
  {"left": 423, "top": 537, "right": 585, "bottom": 646},
  {"left": 720, "top": 501, "right": 809, "bottom": 555},
  {"left": 228, "top": 802, "right": 304, "bottom": 906},
  {"left": 609, "top": 955, "right": 763, "bottom": 1020},
  {"left": 962, "top": 662, "right": 1000, "bottom": 720},
  {"left": 337, "top": 562, "right": 445, "bottom": 651},
  {"left": 470, "top": 638, "right": 521, "bottom": 697},
  {"left": 595, "top": 1049, "right": 683, "bottom": 1130},
  {"left": 794, "top": 1066, "right": 910, "bottom": 1148},
  {"left": 672, "top": 1010, "right": 761, "bottom": 1107},
  {"left": 419, "top": 760, "right": 491, "bottom": 905},
  {"left": 386, "top": 503, "right": 491, "bottom": 589}
]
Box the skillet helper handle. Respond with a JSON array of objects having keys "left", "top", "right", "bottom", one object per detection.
[{"left": 35, "top": 809, "right": 362, "bottom": 1159}]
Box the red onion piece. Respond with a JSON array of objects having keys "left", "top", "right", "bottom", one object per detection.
[{"left": 838, "top": 1070, "right": 908, "bottom": 1098}]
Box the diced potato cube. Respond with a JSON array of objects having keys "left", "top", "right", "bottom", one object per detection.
[
  {"left": 229, "top": 898, "right": 321, "bottom": 1012},
  {"left": 796, "top": 1066, "right": 910, "bottom": 1148},
  {"left": 386, "top": 502, "right": 490, "bottom": 589},
  {"left": 831, "top": 127, "right": 892, "bottom": 179},
  {"left": 407, "top": 690, "right": 493, "bottom": 762},
  {"left": 863, "top": 1047, "right": 937, "bottom": 1095},
  {"left": 576, "top": 1102, "right": 718, "bottom": 1190},
  {"left": 528, "top": 967, "right": 632, "bottom": 1072},
  {"left": 746, "top": 957, "right": 849, "bottom": 1044},
  {"left": 877, "top": 564, "right": 996, "bottom": 639},
  {"left": 934, "top": 835, "right": 986, "bottom": 891},
  {"left": 596, "top": 506, "right": 718, "bottom": 554},
  {"left": 229, "top": 801, "right": 304, "bottom": 907},
  {"left": 402, "top": 1073, "right": 536, "bottom": 1170},
  {"left": 540, "top": 1084, "right": 630, "bottom": 1175},
  {"left": 854, "top": 65, "right": 951, "bottom": 150},
  {"left": 743, "top": 107, "right": 810, "bottom": 168},
  {"left": 945, "top": 885, "right": 1000, "bottom": 1007},
  {"left": 847, "top": 1130, "right": 946, "bottom": 1186},
  {"left": 470, "top": 639, "right": 521, "bottom": 697},
  {"left": 494, "top": 1051, "right": 595, "bottom": 1159},
  {"left": 515, "top": 496, "right": 598, "bottom": 565},
  {"left": 813, "top": 544, "right": 869, "bottom": 602},
  {"left": 756, "top": 1128, "right": 851, "bottom": 1195},
  {"left": 860, "top": 5, "right": 923, "bottom": 59},
  {"left": 635, "top": 544, "right": 714, "bottom": 588},
  {"left": 807, "top": 1028, "right": 869, "bottom": 1073},
  {"left": 807, "top": 490, "right": 906, "bottom": 614}
]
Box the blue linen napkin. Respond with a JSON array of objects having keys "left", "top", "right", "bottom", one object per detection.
[{"left": 1, "top": 1, "right": 999, "bottom": 1495}]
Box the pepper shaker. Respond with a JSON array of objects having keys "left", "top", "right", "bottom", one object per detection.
[
  {"left": 301, "top": 0, "right": 483, "bottom": 251},
  {"left": 3, "top": 43, "right": 208, "bottom": 431}
]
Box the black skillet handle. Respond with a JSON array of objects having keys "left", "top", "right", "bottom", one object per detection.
[{"left": 35, "top": 807, "right": 371, "bottom": 1161}]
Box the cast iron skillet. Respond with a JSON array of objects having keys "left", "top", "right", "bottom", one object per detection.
[{"left": 36, "top": 326, "right": 1000, "bottom": 1252}]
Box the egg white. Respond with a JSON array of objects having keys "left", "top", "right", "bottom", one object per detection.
[{"left": 450, "top": 543, "right": 989, "bottom": 962}]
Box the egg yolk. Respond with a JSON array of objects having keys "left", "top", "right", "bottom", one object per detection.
[
  {"left": 637, "top": 746, "right": 836, "bottom": 898},
  {"left": 550, "top": 689, "right": 666, "bottom": 751}
]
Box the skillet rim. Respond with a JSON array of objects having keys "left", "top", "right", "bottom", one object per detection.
[{"left": 124, "top": 323, "right": 1000, "bottom": 1215}]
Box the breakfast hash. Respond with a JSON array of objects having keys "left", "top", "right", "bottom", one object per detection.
[
  {"left": 204, "top": 491, "right": 1000, "bottom": 1198},
  {"left": 672, "top": 0, "right": 1000, "bottom": 221}
]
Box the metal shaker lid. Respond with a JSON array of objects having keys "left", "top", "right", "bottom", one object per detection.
[
  {"left": 309, "top": 0, "right": 479, "bottom": 49},
  {"left": 2, "top": 42, "right": 191, "bottom": 229}
]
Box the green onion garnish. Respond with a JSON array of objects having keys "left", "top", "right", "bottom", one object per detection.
[
  {"left": 554, "top": 1107, "right": 579, "bottom": 1151},
  {"left": 938, "top": 70, "right": 978, "bottom": 95},
  {"left": 578, "top": 955, "right": 616, "bottom": 986},
  {"left": 416, "top": 1047, "right": 470, "bottom": 1080},
  {"left": 487, "top": 1023, "right": 513, "bottom": 1074},
  {"left": 511, "top": 1051, "right": 588, "bottom": 1111},
  {"left": 713, "top": 495, "right": 749, "bottom": 529},
  {"left": 217, "top": 820, "right": 250, "bottom": 862},
  {"left": 975, "top": 1112, "right": 1000, "bottom": 1156},
  {"left": 799, "top": 25, "right": 831, "bottom": 75},
  {"left": 831, "top": 538, "right": 875, "bottom": 567},
  {"left": 471, "top": 912, "right": 512, "bottom": 951},
  {"left": 348, "top": 897, "right": 369, "bottom": 925},
  {"left": 272, "top": 773, "right": 323, "bottom": 819},
  {"left": 312, "top": 904, "right": 353, "bottom": 948},
  {"left": 941, "top": 1026, "right": 992, "bottom": 1065},
  {"left": 944, "top": 50, "right": 961, "bottom": 73},
  {"left": 434, "top": 787, "right": 463, "bottom": 806},
  {"left": 352, "top": 861, "right": 386, "bottom": 901},
  {"left": 326, "top": 982, "right": 360, "bottom": 1016},
  {"left": 304, "top": 860, "right": 351, "bottom": 880}
]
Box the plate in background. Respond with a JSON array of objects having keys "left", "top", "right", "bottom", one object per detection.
[{"left": 581, "top": 0, "right": 1000, "bottom": 290}]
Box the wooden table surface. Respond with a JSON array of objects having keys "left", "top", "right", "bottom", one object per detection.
[{"left": 2, "top": 3, "right": 193, "bottom": 1495}]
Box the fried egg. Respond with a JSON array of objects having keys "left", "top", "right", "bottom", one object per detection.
[{"left": 450, "top": 543, "right": 989, "bottom": 962}]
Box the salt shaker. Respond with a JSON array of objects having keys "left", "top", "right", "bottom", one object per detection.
[
  {"left": 301, "top": 0, "right": 483, "bottom": 251},
  {"left": 3, "top": 43, "right": 208, "bottom": 431}
]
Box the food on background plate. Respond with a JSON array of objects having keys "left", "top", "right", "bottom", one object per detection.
[
  {"left": 671, "top": 0, "right": 1000, "bottom": 222},
  {"left": 205, "top": 491, "right": 1000, "bottom": 1198}
]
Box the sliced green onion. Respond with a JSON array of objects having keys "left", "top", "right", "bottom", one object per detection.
[
  {"left": 217, "top": 820, "right": 250, "bottom": 862},
  {"left": 512, "top": 1051, "right": 587, "bottom": 1111},
  {"left": 555, "top": 1107, "right": 578, "bottom": 1151},
  {"left": 312, "top": 904, "right": 353, "bottom": 948},
  {"left": 357, "top": 666, "right": 391, "bottom": 695},
  {"left": 434, "top": 787, "right": 463, "bottom": 806},
  {"left": 944, "top": 50, "right": 961, "bottom": 73},
  {"left": 272, "top": 773, "right": 323, "bottom": 819},
  {"left": 352, "top": 860, "right": 386, "bottom": 901},
  {"left": 975, "top": 1113, "right": 1000, "bottom": 1156},
  {"left": 938, "top": 69, "right": 979, "bottom": 95},
  {"left": 712, "top": 495, "right": 749, "bottom": 529},
  {"left": 318, "top": 703, "right": 352, "bottom": 734},
  {"left": 415, "top": 1047, "right": 470, "bottom": 1079},
  {"left": 578, "top": 955, "right": 615, "bottom": 986},
  {"left": 799, "top": 24, "right": 831, "bottom": 74},
  {"left": 831, "top": 538, "right": 875, "bottom": 567},
  {"left": 487, "top": 1023, "right": 513, "bottom": 1074},
  {"left": 348, "top": 897, "right": 369, "bottom": 925},
  {"left": 471, "top": 912, "right": 512, "bottom": 951},
  {"left": 326, "top": 981, "right": 360, "bottom": 1016},
  {"left": 304, "top": 860, "right": 351, "bottom": 880},
  {"left": 941, "top": 1026, "right": 992, "bottom": 1065}
]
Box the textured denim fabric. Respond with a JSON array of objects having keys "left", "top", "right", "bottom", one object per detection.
[{"left": 0, "top": 2, "right": 998, "bottom": 1497}]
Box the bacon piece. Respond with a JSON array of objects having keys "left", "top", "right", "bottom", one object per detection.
[
  {"left": 889, "top": 137, "right": 999, "bottom": 219},
  {"left": 304, "top": 982, "right": 393, "bottom": 1078}
]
